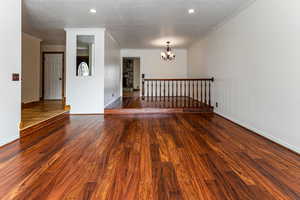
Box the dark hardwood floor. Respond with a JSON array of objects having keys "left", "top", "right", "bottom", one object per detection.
[
  {"left": 0, "top": 113, "right": 299, "bottom": 199},
  {"left": 106, "top": 90, "right": 209, "bottom": 109},
  {"left": 106, "top": 96, "right": 208, "bottom": 109}
]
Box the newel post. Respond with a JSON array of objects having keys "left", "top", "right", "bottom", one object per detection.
[{"left": 142, "top": 74, "right": 145, "bottom": 100}]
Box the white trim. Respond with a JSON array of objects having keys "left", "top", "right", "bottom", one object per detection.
[
  {"left": 199, "top": 0, "right": 257, "bottom": 42},
  {"left": 64, "top": 28, "right": 105, "bottom": 33},
  {"left": 22, "top": 32, "right": 43, "bottom": 42},
  {"left": 104, "top": 96, "right": 119, "bottom": 108},
  {"left": 212, "top": 0, "right": 257, "bottom": 32},
  {"left": 105, "top": 30, "right": 121, "bottom": 47},
  {"left": 215, "top": 111, "right": 300, "bottom": 154}
]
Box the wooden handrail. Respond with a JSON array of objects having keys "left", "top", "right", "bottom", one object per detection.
[
  {"left": 141, "top": 74, "right": 214, "bottom": 108},
  {"left": 144, "top": 78, "right": 214, "bottom": 81}
]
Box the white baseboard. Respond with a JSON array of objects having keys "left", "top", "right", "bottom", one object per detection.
[
  {"left": 105, "top": 96, "right": 120, "bottom": 108},
  {"left": 215, "top": 111, "right": 300, "bottom": 154}
]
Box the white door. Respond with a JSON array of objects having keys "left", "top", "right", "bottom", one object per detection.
[{"left": 44, "top": 53, "right": 63, "bottom": 100}]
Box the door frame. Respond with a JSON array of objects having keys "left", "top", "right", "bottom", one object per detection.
[
  {"left": 42, "top": 52, "right": 65, "bottom": 103},
  {"left": 121, "top": 57, "right": 141, "bottom": 97}
]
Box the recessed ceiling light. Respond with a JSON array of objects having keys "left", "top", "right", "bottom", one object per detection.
[
  {"left": 89, "top": 9, "right": 97, "bottom": 13},
  {"left": 188, "top": 9, "right": 195, "bottom": 14}
]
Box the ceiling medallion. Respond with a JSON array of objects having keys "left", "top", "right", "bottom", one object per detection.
[{"left": 161, "top": 41, "right": 175, "bottom": 61}]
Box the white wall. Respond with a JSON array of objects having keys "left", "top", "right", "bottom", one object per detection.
[
  {"left": 65, "top": 28, "right": 105, "bottom": 114},
  {"left": 22, "top": 33, "right": 41, "bottom": 103},
  {"left": 188, "top": 0, "right": 300, "bottom": 153},
  {"left": 104, "top": 32, "right": 121, "bottom": 106},
  {"left": 0, "top": 0, "right": 21, "bottom": 146},
  {"left": 187, "top": 40, "right": 206, "bottom": 78},
  {"left": 121, "top": 49, "right": 188, "bottom": 79}
]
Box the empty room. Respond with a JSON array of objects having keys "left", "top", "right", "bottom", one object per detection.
[{"left": 0, "top": 0, "right": 299, "bottom": 199}]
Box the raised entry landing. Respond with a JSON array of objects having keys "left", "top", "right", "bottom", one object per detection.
[
  {"left": 20, "top": 100, "right": 70, "bottom": 137},
  {"left": 105, "top": 93, "right": 213, "bottom": 114}
]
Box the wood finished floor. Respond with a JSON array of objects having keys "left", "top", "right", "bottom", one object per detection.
[
  {"left": 1, "top": 114, "right": 300, "bottom": 199},
  {"left": 106, "top": 93, "right": 209, "bottom": 109},
  {"left": 21, "top": 100, "right": 66, "bottom": 130}
]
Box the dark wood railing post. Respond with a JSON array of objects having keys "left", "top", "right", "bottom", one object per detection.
[{"left": 142, "top": 74, "right": 145, "bottom": 100}]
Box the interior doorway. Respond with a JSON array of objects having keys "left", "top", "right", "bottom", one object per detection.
[
  {"left": 43, "top": 52, "right": 64, "bottom": 100},
  {"left": 122, "top": 57, "right": 140, "bottom": 97},
  {"left": 20, "top": 51, "right": 67, "bottom": 132}
]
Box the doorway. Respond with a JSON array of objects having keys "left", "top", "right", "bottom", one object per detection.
[
  {"left": 20, "top": 51, "right": 66, "bottom": 132},
  {"left": 122, "top": 57, "right": 140, "bottom": 97},
  {"left": 42, "top": 52, "right": 64, "bottom": 100}
]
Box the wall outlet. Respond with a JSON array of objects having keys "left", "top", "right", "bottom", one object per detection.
[{"left": 215, "top": 102, "right": 218, "bottom": 108}]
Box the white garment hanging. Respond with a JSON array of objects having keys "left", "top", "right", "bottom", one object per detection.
[{"left": 78, "top": 62, "right": 90, "bottom": 76}]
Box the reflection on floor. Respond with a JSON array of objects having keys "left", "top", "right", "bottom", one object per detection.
[
  {"left": 105, "top": 90, "right": 213, "bottom": 114},
  {"left": 21, "top": 100, "right": 67, "bottom": 130},
  {"left": 106, "top": 96, "right": 208, "bottom": 109},
  {"left": 106, "top": 90, "right": 210, "bottom": 109}
]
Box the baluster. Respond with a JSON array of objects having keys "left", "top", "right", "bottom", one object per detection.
[
  {"left": 164, "top": 80, "right": 166, "bottom": 101},
  {"left": 171, "top": 80, "right": 173, "bottom": 107},
  {"left": 196, "top": 80, "right": 199, "bottom": 107},
  {"left": 172, "top": 80, "right": 174, "bottom": 98},
  {"left": 159, "top": 81, "right": 162, "bottom": 100},
  {"left": 176, "top": 81, "right": 178, "bottom": 97},
  {"left": 185, "top": 81, "right": 186, "bottom": 97},
  {"left": 188, "top": 81, "right": 191, "bottom": 107},
  {"left": 173, "top": 80, "right": 175, "bottom": 107},
  {"left": 151, "top": 81, "right": 153, "bottom": 101},
  {"left": 184, "top": 81, "right": 186, "bottom": 107},
  {"left": 205, "top": 80, "right": 207, "bottom": 105},
  {"left": 192, "top": 80, "right": 195, "bottom": 107},
  {"left": 180, "top": 81, "right": 182, "bottom": 97},
  {"left": 180, "top": 81, "right": 182, "bottom": 107},
  {"left": 147, "top": 81, "right": 149, "bottom": 99},
  {"left": 175, "top": 81, "right": 179, "bottom": 107},
  {"left": 209, "top": 80, "right": 211, "bottom": 107},
  {"left": 155, "top": 80, "right": 157, "bottom": 100},
  {"left": 142, "top": 74, "right": 145, "bottom": 100},
  {"left": 200, "top": 80, "right": 203, "bottom": 104},
  {"left": 168, "top": 80, "right": 170, "bottom": 101}
]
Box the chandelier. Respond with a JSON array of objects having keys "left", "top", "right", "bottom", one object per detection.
[{"left": 161, "top": 41, "right": 175, "bottom": 61}]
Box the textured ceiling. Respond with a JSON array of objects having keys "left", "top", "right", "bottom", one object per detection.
[{"left": 22, "top": 0, "right": 254, "bottom": 48}]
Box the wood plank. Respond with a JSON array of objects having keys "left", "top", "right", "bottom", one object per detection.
[{"left": 0, "top": 113, "right": 299, "bottom": 199}]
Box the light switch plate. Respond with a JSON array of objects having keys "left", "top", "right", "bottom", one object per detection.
[{"left": 12, "top": 73, "right": 20, "bottom": 81}]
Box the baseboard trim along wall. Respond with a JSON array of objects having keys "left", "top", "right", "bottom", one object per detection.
[
  {"left": 214, "top": 111, "right": 300, "bottom": 155},
  {"left": 104, "top": 96, "right": 120, "bottom": 108},
  {"left": 21, "top": 101, "right": 40, "bottom": 108}
]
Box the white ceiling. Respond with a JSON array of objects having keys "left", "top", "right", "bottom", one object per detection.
[{"left": 22, "top": 0, "right": 253, "bottom": 48}]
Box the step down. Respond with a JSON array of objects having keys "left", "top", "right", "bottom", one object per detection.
[{"left": 20, "top": 111, "right": 70, "bottom": 138}]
